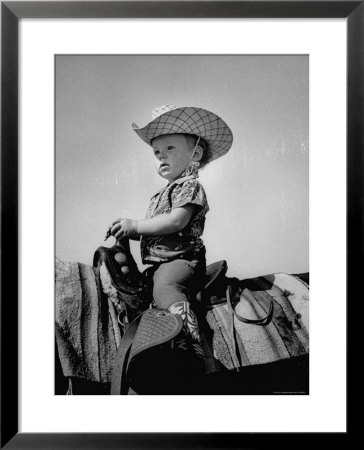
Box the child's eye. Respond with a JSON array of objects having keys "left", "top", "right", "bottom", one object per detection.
[{"left": 167, "top": 146, "right": 175, "bottom": 150}]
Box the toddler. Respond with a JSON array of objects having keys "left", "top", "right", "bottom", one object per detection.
[{"left": 106, "top": 104, "right": 233, "bottom": 372}]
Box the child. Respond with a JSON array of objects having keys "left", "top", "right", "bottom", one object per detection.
[{"left": 106, "top": 104, "right": 233, "bottom": 376}]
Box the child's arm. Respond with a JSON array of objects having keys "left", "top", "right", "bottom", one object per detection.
[
  {"left": 110, "top": 205, "right": 195, "bottom": 240},
  {"left": 138, "top": 205, "right": 195, "bottom": 235}
]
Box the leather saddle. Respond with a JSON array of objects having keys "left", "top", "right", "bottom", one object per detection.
[
  {"left": 93, "top": 243, "right": 233, "bottom": 319},
  {"left": 94, "top": 244, "right": 273, "bottom": 394}
]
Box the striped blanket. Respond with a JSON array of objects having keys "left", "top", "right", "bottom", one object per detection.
[
  {"left": 205, "top": 273, "right": 309, "bottom": 372},
  {"left": 55, "top": 258, "right": 309, "bottom": 389}
]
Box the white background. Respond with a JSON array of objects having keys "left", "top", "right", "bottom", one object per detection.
[
  {"left": 55, "top": 54, "right": 308, "bottom": 279},
  {"left": 20, "top": 18, "right": 346, "bottom": 432}
]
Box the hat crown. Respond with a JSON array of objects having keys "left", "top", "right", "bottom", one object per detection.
[
  {"left": 151, "top": 104, "right": 178, "bottom": 119},
  {"left": 133, "top": 105, "right": 233, "bottom": 163}
]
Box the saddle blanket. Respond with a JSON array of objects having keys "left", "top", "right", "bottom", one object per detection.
[{"left": 55, "top": 258, "right": 309, "bottom": 385}]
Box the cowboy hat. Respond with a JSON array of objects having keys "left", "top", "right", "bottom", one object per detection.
[{"left": 131, "top": 105, "right": 233, "bottom": 162}]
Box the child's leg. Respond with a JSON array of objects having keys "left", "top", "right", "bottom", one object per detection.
[
  {"left": 152, "top": 258, "right": 205, "bottom": 309},
  {"left": 152, "top": 258, "right": 205, "bottom": 342}
]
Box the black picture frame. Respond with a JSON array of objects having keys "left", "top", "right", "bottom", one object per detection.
[{"left": 1, "top": 1, "right": 356, "bottom": 448}]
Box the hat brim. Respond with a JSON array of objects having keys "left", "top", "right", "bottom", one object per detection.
[{"left": 131, "top": 107, "right": 233, "bottom": 162}]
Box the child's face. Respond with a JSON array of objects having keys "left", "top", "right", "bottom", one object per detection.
[{"left": 151, "top": 134, "right": 199, "bottom": 183}]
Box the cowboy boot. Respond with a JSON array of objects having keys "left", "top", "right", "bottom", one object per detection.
[{"left": 168, "top": 300, "right": 205, "bottom": 373}]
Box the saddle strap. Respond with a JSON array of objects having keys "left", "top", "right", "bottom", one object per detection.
[
  {"left": 226, "top": 283, "right": 274, "bottom": 326},
  {"left": 110, "top": 314, "right": 142, "bottom": 395},
  {"left": 226, "top": 281, "right": 274, "bottom": 371}
]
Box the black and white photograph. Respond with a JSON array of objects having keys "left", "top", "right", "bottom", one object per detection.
[
  {"left": 55, "top": 54, "right": 309, "bottom": 395},
  {"left": 2, "top": 0, "right": 354, "bottom": 444}
]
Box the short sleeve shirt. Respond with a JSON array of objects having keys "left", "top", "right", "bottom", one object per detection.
[{"left": 140, "top": 175, "right": 209, "bottom": 264}]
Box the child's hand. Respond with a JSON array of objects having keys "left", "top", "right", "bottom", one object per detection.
[{"left": 107, "top": 218, "right": 138, "bottom": 240}]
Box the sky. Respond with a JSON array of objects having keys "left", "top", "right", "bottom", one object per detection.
[{"left": 56, "top": 55, "right": 308, "bottom": 279}]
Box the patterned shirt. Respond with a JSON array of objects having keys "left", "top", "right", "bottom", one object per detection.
[{"left": 140, "top": 175, "right": 209, "bottom": 264}]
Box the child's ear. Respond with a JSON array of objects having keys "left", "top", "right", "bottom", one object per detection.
[{"left": 193, "top": 145, "right": 203, "bottom": 162}]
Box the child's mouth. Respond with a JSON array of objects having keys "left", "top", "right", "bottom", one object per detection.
[{"left": 160, "top": 163, "right": 169, "bottom": 169}]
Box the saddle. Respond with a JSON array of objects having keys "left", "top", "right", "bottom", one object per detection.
[
  {"left": 93, "top": 241, "right": 152, "bottom": 323},
  {"left": 93, "top": 244, "right": 273, "bottom": 394}
]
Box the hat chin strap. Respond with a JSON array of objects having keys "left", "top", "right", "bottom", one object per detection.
[{"left": 181, "top": 137, "right": 201, "bottom": 178}]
